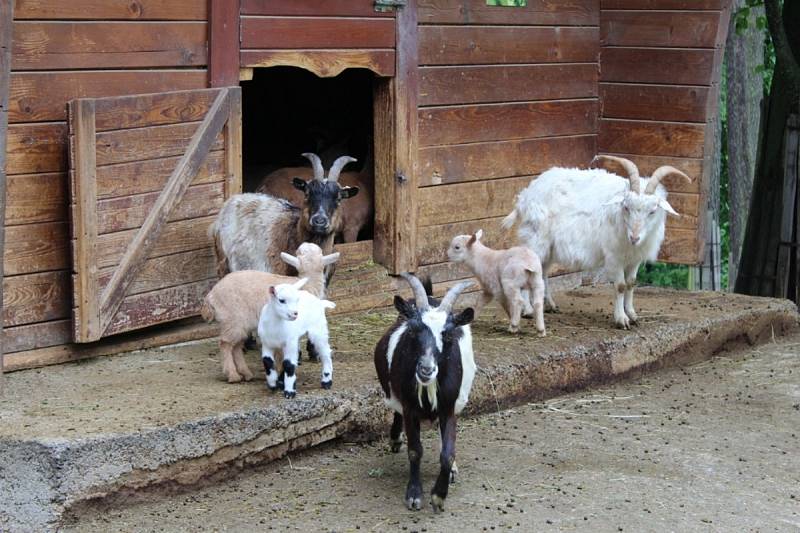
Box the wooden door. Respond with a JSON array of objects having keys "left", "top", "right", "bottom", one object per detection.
[{"left": 68, "top": 87, "right": 241, "bottom": 342}]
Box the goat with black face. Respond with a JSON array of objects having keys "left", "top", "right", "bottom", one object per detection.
[{"left": 374, "top": 274, "right": 476, "bottom": 513}]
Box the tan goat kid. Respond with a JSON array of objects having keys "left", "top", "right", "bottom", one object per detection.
[
  {"left": 447, "top": 230, "right": 546, "bottom": 336},
  {"left": 201, "top": 243, "right": 339, "bottom": 383}
]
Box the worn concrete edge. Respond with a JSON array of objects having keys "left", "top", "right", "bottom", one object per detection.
[{"left": 7, "top": 297, "right": 799, "bottom": 530}]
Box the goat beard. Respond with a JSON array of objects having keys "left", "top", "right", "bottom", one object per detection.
[{"left": 416, "top": 379, "right": 439, "bottom": 412}]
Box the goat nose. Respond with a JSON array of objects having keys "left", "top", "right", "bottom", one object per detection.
[
  {"left": 418, "top": 363, "right": 435, "bottom": 377},
  {"left": 311, "top": 215, "right": 327, "bottom": 226},
  {"left": 630, "top": 234, "right": 640, "bottom": 245}
]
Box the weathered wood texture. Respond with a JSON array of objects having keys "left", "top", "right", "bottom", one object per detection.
[
  {"left": 416, "top": 0, "right": 600, "bottom": 272},
  {"left": 209, "top": 0, "right": 240, "bottom": 87},
  {"left": 598, "top": 2, "right": 731, "bottom": 264},
  {"left": 4, "top": 2, "right": 212, "bottom": 358},
  {"left": 68, "top": 88, "right": 239, "bottom": 342},
  {"left": 239, "top": 3, "right": 396, "bottom": 77},
  {"left": 1, "top": 0, "right": 13, "bottom": 376}
]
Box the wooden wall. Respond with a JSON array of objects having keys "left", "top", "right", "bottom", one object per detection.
[
  {"left": 4, "top": 1, "right": 209, "bottom": 364},
  {"left": 598, "top": 0, "right": 731, "bottom": 264},
  {"left": 415, "top": 0, "right": 600, "bottom": 278}
]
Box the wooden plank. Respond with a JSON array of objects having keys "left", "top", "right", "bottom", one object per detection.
[
  {"left": 3, "top": 222, "right": 69, "bottom": 275},
  {"left": 241, "top": 17, "right": 396, "bottom": 49},
  {"left": 0, "top": 0, "right": 13, "bottom": 377},
  {"left": 6, "top": 122, "right": 68, "bottom": 175},
  {"left": 600, "top": 48, "right": 715, "bottom": 86},
  {"left": 9, "top": 70, "right": 208, "bottom": 123},
  {"left": 601, "top": 11, "right": 719, "bottom": 48},
  {"left": 3, "top": 271, "right": 70, "bottom": 327},
  {"left": 97, "top": 89, "right": 229, "bottom": 338},
  {"left": 209, "top": 0, "right": 240, "bottom": 88},
  {"left": 93, "top": 122, "right": 224, "bottom": 166},
  {"left": 601, "top": 0, "right": 723, "bottom": 9},
  {"left": 224, "top": 87, "right": 243, "bottom": 198},
  {"left": 5, "top": 172, "right": 68, "bottom": 225},
  {"left": 418, "top": 216, "right": 513, "bottom": 265},
  {"left": 419, "top": 0, "right": 598, "bottom": 25},
  {"left": 103, "top": 278, "right": 216, "bottom": 337},
  {"left": 12, "top": 22, "right": 207, "bottom": 70},
  {"left": 91, "top": 150, "right": 225, "bottom": 201},
  {"left": 776, "top": 116, "right": 799, "bottom": 297},
  {"left": 419, "top": 175, "right": 531, "bottom": 226},
  {"left": 419, "top": 26, "right": 599, "bottom": 65},
  {"left": 419, "top": 135, "right": 596, "bottom": 186},
  {"left": 597, "top": 153, "right": 702, "bottom": 194},
  {"left": 88, "top": 182, "right": 225, "bottom": 236},
  {"left": 659, "top": 228, "right": 699, "bottom": 265},
  {"left": 240, "top": 50, "right": 396, "bottom": 78},
  {"left": 95, "top": 248, "right": 217, "bottom": 296},
  {"left": 599, "top": 119, "right": 706, "bottom": 158},
  {"left": 241, "top": 0, "right": 395, "bottom": 17},
  {"left": 3, "top": 319, "right": 72, "bottom": 354},
  {"left": 70, "top": 98, "right": 101, "bottom": 342},
  {"left": 14, "top": 0, "right": 207, "bottom": 20},
  {"left": 419, "top": 99, "right": 598, "bottom": 147},
  {"left": 90, "top": 88, "right": 222, "bottom": 132},
  {"left": 600, "top": 83, "right": 709, "bottom": 123},
  {"left": 420, "top": 64, "right": 598, "bottom": 107},
  {"left": 91, "top": 215, "right": 216, "bottom": 271}
]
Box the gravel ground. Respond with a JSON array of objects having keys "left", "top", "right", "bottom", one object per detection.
[{"left": 68, "top": 334, "right": 800, "bottom": 533}]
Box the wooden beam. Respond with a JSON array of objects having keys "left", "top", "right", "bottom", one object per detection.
[
  {"left": 208, "top": 0, "right": 240, "bottom": 87},
  {"left": 97, "top": 89, "right": 230, "bottom": 338},
  {"left": 0, "top": 0, "right": 13, "bottom": 380}
]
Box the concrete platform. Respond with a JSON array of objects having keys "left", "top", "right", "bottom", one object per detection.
[{"left": 1, "top": 287, "right": 797, "bottom": 531}]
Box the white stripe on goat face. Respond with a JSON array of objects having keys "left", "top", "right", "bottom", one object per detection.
[{"left": 420, "top": 309, "right": 447, "bottom": 352}]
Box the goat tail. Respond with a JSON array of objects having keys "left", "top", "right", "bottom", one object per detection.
[
  {"left": 501, "top": 207, "right": 518, "bottom": 230},
  {"left": 200, "top": 297, "right": 215, "bottom": 323}
]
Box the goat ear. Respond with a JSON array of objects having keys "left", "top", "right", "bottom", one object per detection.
[
  {"left": 467, "top": 233, "right": 477, "bottom": 247},
  {"left": 452, "top": 307, "right": 475, "bottom": 327},
  {"left": 280, "top": 252, "right": 300, "bottom": 269},
  {"left": 292, "top": 178, "right": 307, "bottom": 192},
  {"left": 322, "top": 252, "right": 341, "bottom": 266},
  {"left": 269, "top": 286, "right": 276, "bottom": 297},
  {"left": 339, "top": 186, "right": 359, "bottom": 199},
  {"left": 474, "top": 229, "right": 483, "bottom": 242},
  {"left": 659, "top": 199, "right": 680, "bottom": 217},
  {"left": 394, "top": 295, "right": 414, "bottom": 318}
]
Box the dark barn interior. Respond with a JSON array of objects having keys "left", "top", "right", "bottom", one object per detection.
[{"left": 240, "top": 67, "right": 375, "bottom": 242}]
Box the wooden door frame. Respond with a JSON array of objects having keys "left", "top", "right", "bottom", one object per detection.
[
  {"left": 0, "top": 0, "right": 14, "bottom": 379},
  {"left": 208, "top": 0, "right": 241, "bottom": 88}
]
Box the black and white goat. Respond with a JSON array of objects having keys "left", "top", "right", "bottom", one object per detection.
[{"left": 374, "top": 274, "right": 475, "bottom": 512}]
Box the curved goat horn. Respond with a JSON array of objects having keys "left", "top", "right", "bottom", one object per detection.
[
  {"left": 645, "top": 166, "right": 693, "bottom": 195},
  {"left": 327, "top": 155, "right": 357, "bottom": 183},
  {"left": 301, "top": 152, "right": 325, "bottom": 182},
  {"left": 594, "top": 155, "right": 642, "bottom": 194},
  {"left": 438, "top": 280, "right": 474, "bottom": 314},
  {"left": 400, "top": 273, "right": 430, "bottom": 312}
]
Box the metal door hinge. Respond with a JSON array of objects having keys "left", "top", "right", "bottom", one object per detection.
[{"left": 375, "top": 0, "right": 407, "bottom": 12}]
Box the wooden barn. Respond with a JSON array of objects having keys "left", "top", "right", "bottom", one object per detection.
[{"left": 0, "top": 0, "right": 732, "bottom": 372}]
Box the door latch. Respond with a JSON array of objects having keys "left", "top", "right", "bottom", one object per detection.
[{"left": 374, "top": 0, "right": 407, "bottom": 13}]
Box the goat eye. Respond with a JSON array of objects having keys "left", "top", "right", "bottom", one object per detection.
[
  {"left": 279, "top": 298, "right": 286, "bottom": 304},
  {"left": 649, "top": 209, "right": 657, "bottom": 215}
]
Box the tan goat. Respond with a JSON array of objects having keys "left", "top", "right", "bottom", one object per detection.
[
  {"left": 447, "top": 229, "right": 546, "bottom": 336},
  {"left": 201, "top": 243, "right": 339, "bottom": 383}
]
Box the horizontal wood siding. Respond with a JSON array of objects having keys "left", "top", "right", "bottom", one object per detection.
[
  {"left": 4, "top": 2, "right": 210, "bottom": 359},
  {"left": 598, "top": 1, "right": 729, "bottom": 264},
  {"left": 416, "top": 0, "right": 600, "bottom": 272}
]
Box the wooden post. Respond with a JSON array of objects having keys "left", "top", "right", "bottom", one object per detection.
[
  {"left": 374, "top": 0, "right": 419, "bottom": 274},
  {"left": 777, "top": 115, "right": 799, "bottom": 298},
  {"left": 0, "top": 0, "right": 12, "bottom": 383},
  {"left": 224, "top": 87, "right": 243, "bottom": 198},
  {"left": 209, "top": 0, "right": 241, "bottom": 87}
]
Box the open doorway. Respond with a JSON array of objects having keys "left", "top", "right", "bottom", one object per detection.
[{"left": 240, "top": 67, "right": 375, "bottom": 243}]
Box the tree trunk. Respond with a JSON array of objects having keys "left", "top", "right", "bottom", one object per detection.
[
  {"left": 726, "top": 0, "right": 765, "bottom": 290},
  {"left": 735, "top": 0, "right": 800, "bottom": 298}
]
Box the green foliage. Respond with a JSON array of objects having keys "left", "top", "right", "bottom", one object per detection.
[{"left": 637, "top": 263, "right": 690, "bottom": 290}]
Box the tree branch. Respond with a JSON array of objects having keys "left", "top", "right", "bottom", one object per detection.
[{"left": 765, "top": 0, "right": 800, "bottom": 90}]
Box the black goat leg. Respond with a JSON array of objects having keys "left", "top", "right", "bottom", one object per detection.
[
  {"left": 390, "top": 412, "right": 404, "bottom": 453},
  {"left": 431, "top": 411, "right": 457, "bottom": 513},
  {"left": 404, "top": 412, "right": 423, "bottom": 511},
  {"left": 306, "top": 338, "right": 318, "bottom": 362}
]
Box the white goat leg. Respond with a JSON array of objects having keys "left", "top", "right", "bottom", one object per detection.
[
  {"left": 624, "top": 263, "right": 640, "bottom": 324},
  {"left": 282, "top": 338, "right": 300, "bottom": 398},
  {"left": 472, "top": 291, "right": 493, "bottom": 318},
  {"left": 612, "top": 269, "right": 630, "bottom": 329},
  {"left": 530, "top": 273, "right": 546, "bottom": 337},
  {"left": 261, "top": 347, "right": 280, "bottom": 390}
]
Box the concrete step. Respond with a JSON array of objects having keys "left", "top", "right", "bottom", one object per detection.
[{"left": 0, "top": 287, "right": 797, "bottom": 531}]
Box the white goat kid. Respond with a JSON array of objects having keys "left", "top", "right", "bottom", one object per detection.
[
  {"left": 447, "top": 229, "right": 545, "bottom": 335},
  {"left": 502, "top": 155, "right": 691, "bottom": 329},
  {"left": 257, "top": 278, "right": 336, "bottom": 398}
]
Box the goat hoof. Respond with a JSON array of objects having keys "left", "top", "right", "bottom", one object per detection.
[
  {"left": 227, "top": 373, "right": 243, "bottom": 383},
  {"left": 508, "top": 325, "right": 520, "bottom": 334},
  {"left": 537, "top": 329, "right": 547, "bottom": 338},
  {"left": 283, "top": 390, "right": 296, "bottom": 399},
  {"left": 449, "top": 464, "right": 458, "bottom": 484},
  {"left": 267, "top": 383, "right": 279, "bottom": 392},
  {"left": 405, "top": 485, "right": 423, "bottom": 511},
  {"left": 390, "top": 440, "right": 403, "bottom": 453},
  {"left": 430, "top": 494, "right": 445, "bottom": 513},
  {"left": 321, "top": 379, "right": 333, "bottom": 390}
]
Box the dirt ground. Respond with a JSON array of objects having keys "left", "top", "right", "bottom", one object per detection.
[{"left": 67, "top": 333, "right": 800, "bottom": 532}]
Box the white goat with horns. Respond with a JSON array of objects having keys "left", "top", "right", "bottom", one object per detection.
[{"left": 502, "top": 155, "right": 692, "bottom": 329}]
